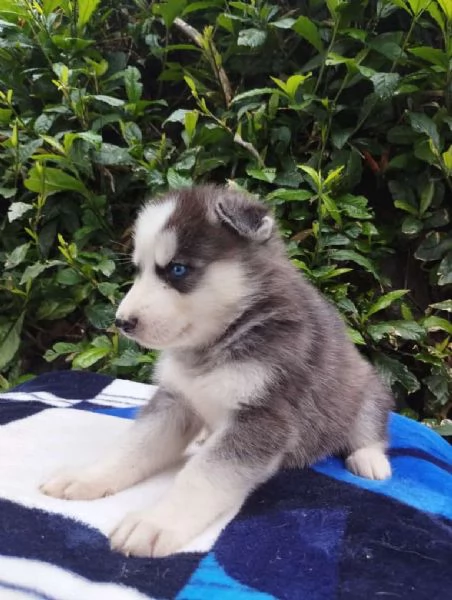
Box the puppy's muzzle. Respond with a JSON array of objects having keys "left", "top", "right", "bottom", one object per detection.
[{"left": 115, "top": 317, "right": 138, "bottom": 333}]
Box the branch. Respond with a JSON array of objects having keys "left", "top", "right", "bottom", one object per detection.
[
  {"left": 173, "top": 17, "right": 233, "bottom": 107},
  {"left": 233, "top": 132, "right": 265, "bottom": 167}
]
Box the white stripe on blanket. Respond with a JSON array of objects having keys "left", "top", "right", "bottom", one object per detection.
[
  {"left": 0, "top": 379, "right": 154, "bottom": 408},
  {"left": 0, "top": 555, "right": 151, "bottom": 600},
  {"left": 0, "top": 408, "right": 237, "bottom": 554}
]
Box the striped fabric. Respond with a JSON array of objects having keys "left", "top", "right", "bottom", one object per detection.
[{"left": 1, "top": 371, "right": 451, "bottom": 599}]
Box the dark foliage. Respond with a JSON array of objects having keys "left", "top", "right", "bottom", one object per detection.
[{"left": 0, "top": 0, "right": 451, "bottom": 432}]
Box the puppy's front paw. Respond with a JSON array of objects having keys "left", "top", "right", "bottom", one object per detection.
[
  {"left": 40, "top": 468, "right": 116, "bottom": 500},
  {"left": 109, "top": 510, "right": 193, "bottom": 558}
]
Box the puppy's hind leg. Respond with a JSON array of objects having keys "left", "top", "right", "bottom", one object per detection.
[
  {"left": 40, "top": 389, "right": 201, "bottom": 500},
  {"left": 345, "top": 380, "right": 393, "bottom": 481},
  {"left": 345, "top": 443, "right": 391, "bottom": 481}
]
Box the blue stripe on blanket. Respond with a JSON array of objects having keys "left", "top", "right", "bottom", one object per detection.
[{"left": 313, "top": 413, "right": 452, "bottom": 521}]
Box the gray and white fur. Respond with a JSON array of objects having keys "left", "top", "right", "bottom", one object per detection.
[{"left": 41, "top": 185, "right": 393, "bottom": 558}]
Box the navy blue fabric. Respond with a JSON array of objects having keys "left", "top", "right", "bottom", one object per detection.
[
  {"left": 210, "top": 468, "right": 452, "bottom": 600},
  {"left": 0, "top": 498, "right": 203, "bottom": 599},
  {"left": 11, "top": 370, "right": 113, "bottom": 400},
  {"left": 0, "top": 399, "right": 49, "bottom": 425}
]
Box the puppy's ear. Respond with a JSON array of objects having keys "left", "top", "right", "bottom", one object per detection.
[{"left": 214, "top": 194, "right": 274, "bottom": 243}]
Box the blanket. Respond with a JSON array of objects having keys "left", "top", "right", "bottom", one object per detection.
[{"left": 0, "top": 371, "right": 452, "bottom": 600}]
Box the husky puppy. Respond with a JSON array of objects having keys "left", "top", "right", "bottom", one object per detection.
[{"left": 41, "top": 185, "right": 393, "bottom": 558}]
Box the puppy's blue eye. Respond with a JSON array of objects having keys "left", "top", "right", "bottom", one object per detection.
[{"left": 169, "top": 263, "right": 188, "bottom": 278}]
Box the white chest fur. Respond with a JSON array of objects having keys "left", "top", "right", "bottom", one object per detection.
[{"left": 155, "top": 353, "right": 273, "bottom": 430}]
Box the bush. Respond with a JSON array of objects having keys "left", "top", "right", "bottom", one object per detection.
[{"left": 0, "top": 0, "right": 451, "bottom": 432}]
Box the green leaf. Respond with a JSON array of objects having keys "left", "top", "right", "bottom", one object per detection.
[
  {"left": 98, "top": 282, "right": 119, "bottom": 301},
  {"left": 4, "top": 243, "right": 30, "bottom": 270},
  {"left": 0, "top": 314, "right": 24, "bottom": 370},
  {"left": 422, "top": 316, "right": 452, "bottom": 335},
  {"left": 328, "top": 249, "right": 380, "bottom": 280},
  {"left": 167, "top": 168, "right": 192, "bottom": 188},
  {"left": 438, "top": 251, "right": 452, "bottom": 286},
  {"left": 56, "top": 268, "right": 83, "bottom": 285},
  {"left": 437, "top": 0, "right": 452, "bottom": 20},
  {"left": 415, "top": 232, "right": 452, "bottom": 261},
  {"left": 34, "top": 113, "right": 55, "bottom": 134},
  {"left": 326, "top": 0, "right": 340, "bottom": 18},
  {"left": 42, "top": 0, "right": 62, "bottom": 15},
  {"left": 121, "top": 121, "right": 142, "bottom": 146},
  {"left": 402, "top": 215, "right": 423, "bottom": 235},
  {"left": 77, "top": 0, "right": 101, "bottom": 29},
  {"left": 165, "top": 108, "right": 191, "bottom": 124},
  {"left": 424, "top": 377, "right": 450, "bottom": 408},
  {"left": 155, "top": 0, "right": 187, "bottom": 27},
  {"left": 24, "top": 166, "right": 89, "bottom": 198},
  {"left": 409, "top": 47, "right": 448, "bottom": 69},
  {"left": 285, "top": 74, "right": 310, "bottom": 101},
  {"left": 92, "top": 95, "right": 125, "bottom": 107},
  {"left": 346, "top": 326, "right": 366, "bottom": 345},
  {"left": 373, "top": 353, "right": 420, "bottom": 394},
  {"left": 19, "top": 261, "right": 61, "bottom": 285},
  {"left": 299, "top": 165, "right": 321, "bottom": 189},
  {"left": 271, "top": 18, "right": 296, "bottom": 29},
  {"left": 96, "top": 258, "right": 115, "bottom": 277},
  {"left": 85, "top": 304, "right": 116, "bottom": 329},
  {"left": 337, "top": 194, "right": 371, "bottom": 219},
  {"left": 231, "top": 88, "right": 276, "bottom": 104},
  {"left": 44, "top": 342, "right": 81, "bottom": 362},
  {"left": 0, "top": 187, "right": 17, "bottom": 199},
  {"left": 320, "top": 193, "right": 341, "bottom": 225},
  {"left": 419, "top": 179, "right": 435, "bottom": 215},
  {"left": 367, "top": 321, "right": 425, "bottom": 342},
  {"left": 8, "top": 202, "right": 33, "bottom": 222},
  {"left": 409, "top": 112, "right": 440, "bottom": 150},
  {"left": 184, "top": 110, "right": 199, "bottom": 143},
  {"left": 266, "top": 188, "right": 312, "bottom": 202},
  {"left": 426, "top": 1, "right": 446, "bottom": 31},
  {"left": 73, "top": 346, "right": 110, "bottom": 369},
  {"left": 93, "top": 143, "right": 135, "bottom": 166},
  {"left": 37, "top": 299, "right": 78, "bottom": 320},
  {"left": 370, "top": 73, "right": 400, "bottom": 100},
  {"left": 414, "top": 138, "right": 437, "bottom": 164},
  {"left": 246, "top": 166, "right": 276, "bottom": 183},
  {"left": 237, "top": 28, "right": 267, "bottom": 47},
  {"left": 91, "top": 335, "right": 113, "bottom": 349},
  {"left": 124, "top": 66, "right": 143, "bottom": 103},
  {"left": 365, "top": 290, "right": 409, "bottom": 319},
  {"left": 406, "top": 0, "right": 426, "bottom": 15},
  {"left": 331, "top": 128, "right": 353, "bottom": 150},
  {"left": 429, "top": 300, "right": 452, "bottom": 313},
  {"left": 292, "top": 16, "right": 323, "bottom": 51},
  {"left": 442, "top": 145, "right": 452, "bottom": 174}
]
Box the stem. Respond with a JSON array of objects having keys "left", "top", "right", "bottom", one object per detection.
[
  {"left": 389, "top": 3, "right": 433, "bottom": 74},
  {"left": 314, "top": 19, "right": 339, "bottom": 96},
  {"left": 317, "top": 72, "right": 351, "bottom": 169},
  {"left": 445, "top": 19, "right": 452, "bottom": 112},
  {"left": 174, "top": 17, "right": 233, "bottom": 107}
]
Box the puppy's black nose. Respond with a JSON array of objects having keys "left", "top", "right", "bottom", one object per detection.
[{"left": 115, "top": 317, "right": 138, "bottom": 333}]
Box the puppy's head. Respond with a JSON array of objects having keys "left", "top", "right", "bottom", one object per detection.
[{"left": 115, "top": 185, "right": 275, "bottom": 349}]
